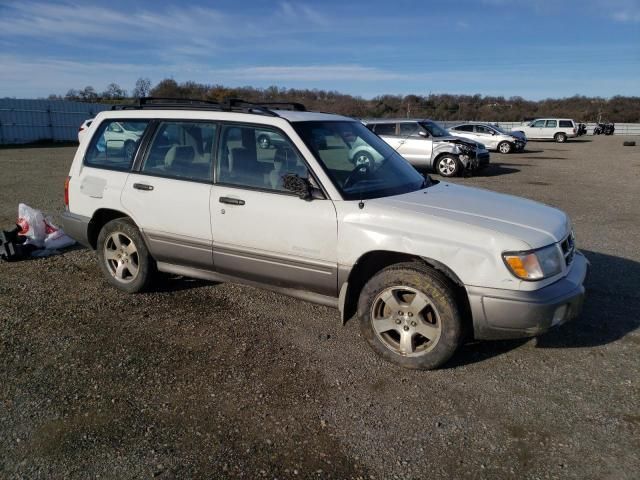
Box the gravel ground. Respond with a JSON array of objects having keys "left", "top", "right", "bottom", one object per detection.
[{"left": 1, "top": 136, "right": 639, "bottom": 479}]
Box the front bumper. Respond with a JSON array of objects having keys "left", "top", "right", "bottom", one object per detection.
[{"left": 467, "top": 252, "right": 589, "bottom": 340}]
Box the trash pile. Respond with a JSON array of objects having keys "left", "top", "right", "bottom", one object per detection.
[{"left": 0, "top": 204, "right": 75, "bottom": 261}]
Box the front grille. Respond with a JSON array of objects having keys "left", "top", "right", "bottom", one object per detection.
[{"left": 561, "top": 231, "right": 575, "bottom": 266}]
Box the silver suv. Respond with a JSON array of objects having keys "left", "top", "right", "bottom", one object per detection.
[
  {"left": 61, "top": 98, "right": 587, "bottom": 370},
  {"left": 364, "top": 119, "right": 490, "bottom": 177},
  {"left": 449, "top": 122, "right": 527, "bottom": 154}
]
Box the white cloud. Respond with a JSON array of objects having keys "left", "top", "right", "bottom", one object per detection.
[{"left": 216, "top": 65, "right": 405, "bottom": 82}]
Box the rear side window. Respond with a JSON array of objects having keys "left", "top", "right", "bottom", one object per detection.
[
  {"left": 455, "top": 125, "right": 474, "bottom": 132},
  {"left": 559, "top": 120, "right": 573, "bottom": 128},
  {"left": 373, "top": 123, "right": 396, "bottom": 136},
  {"left": 85, "top": 120, "right": 150, "bottom": 170},
  {"left": 142, "top": 121, "right": 217, "bottom": 182},
  {"left": 546, "top": 120, "right": 558, "bottom": 128}
]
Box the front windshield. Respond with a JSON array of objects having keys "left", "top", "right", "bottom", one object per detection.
[
  {"left": 293, "top": 121, "right": 427, "bottom": 201},
  {"left": 419, "top": 121, "right": 449, "bottom": 138}
]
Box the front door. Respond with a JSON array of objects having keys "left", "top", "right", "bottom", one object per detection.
[
  {"left": 121, "top": 120, "right": 218, "bottom": 268},
  {"left": 211, "top": 123, "right": 338, "bottom": 296},
  {"left": 474, "top": 125, "right": 499, "bottom": 150},
  {"left": 395, "top": 122, "right": 432, "bottom": 168},
  {"left": 529, "top": 119, "right": 547, "bottom": 139}
]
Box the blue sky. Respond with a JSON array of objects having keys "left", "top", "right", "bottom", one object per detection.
[{"left": 0, "top": 0, "right": 638, "bottom": 100}]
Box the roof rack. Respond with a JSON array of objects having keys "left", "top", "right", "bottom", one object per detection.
[{"left": 111, "top": 97, "right": 307, "bottom": 117}]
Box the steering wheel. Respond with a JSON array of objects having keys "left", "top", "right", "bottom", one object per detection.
[{"left": 343, "top": 164, "right": 371, "bottom": 189}]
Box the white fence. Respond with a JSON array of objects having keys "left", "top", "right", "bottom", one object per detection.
[{"left": 0, "top": 99, "right": 112, "bottom": 144}]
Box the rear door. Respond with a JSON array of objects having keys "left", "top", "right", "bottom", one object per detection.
[
  {"left": 543, "top": 120, "right": 557, "bottom": 138},
  {"left": 121, "top": 120, "right": 217, "bottom": 269},
  {"left": 450, "top": 124, "right": 476, "bottom": 142},
  {"left": 372, "top": 122, "right": 402, "bottom": 150},
  {"left": 210, "top": 123, "right": 339, "bottom": 296}
]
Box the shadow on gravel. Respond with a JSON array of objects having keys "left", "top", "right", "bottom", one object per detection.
[
  {"left": 569, "top": 139, "right": 593, "bottom": 143},
  {"left": 536, "top": 250, "right": 640, "bottom": 349},
  {"left": 476, "top": 163, "right": 520, "bottom": 177},
  {"left": 150, "top": 275, "right": 216, "bottom": 293},
  {"left": 521, "top": 149, "right": 544, "bottom": 154},
  {"left": 446, "top": 249, "right": 640, "bottom": 367},
  {"left": 524, "top": 156, "right": 566, "bottom": 160}
]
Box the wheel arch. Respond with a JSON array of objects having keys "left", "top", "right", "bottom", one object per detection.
[
  {"left": 87, "top": 208, "right": 134, "bottom": 249},
  {"left": 339, "top": 250, "right": 471, "bottom": 333}
]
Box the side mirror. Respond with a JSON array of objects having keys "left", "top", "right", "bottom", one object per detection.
[
  {"left": 418, "top": 130, "right": 428, "bottom": 138},
  {"left": 282, "top": 173, "right": 312, "bottom": 200}
]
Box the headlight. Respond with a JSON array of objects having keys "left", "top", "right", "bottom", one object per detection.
[{"left": 502, "top": 244, "right": 564, "bottom": 280}]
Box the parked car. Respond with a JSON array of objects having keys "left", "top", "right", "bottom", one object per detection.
[
  {"left": 512, "top": 118, "right": 577, "bottom": 143},
  {"left": 593, "top": 122, "right": 615, "bottom": 135},
  {"left": 364, "top": 119, "right": 490, "bottom": 177},
  {"left": 77, "top": 118, "right": 93, "bottom": 143},
  {"left": 62, "top": 98, "right": 587, "bottom": 370},
  {"left": 448, "top": 122, "right": 527, "bottom": 154}
]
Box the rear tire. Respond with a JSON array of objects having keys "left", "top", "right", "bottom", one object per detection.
[
  {"left": 498, "top": 141, "right": 512, "bottom": 154},
  {"left": 435, "top": 155, "right": 460, "bottom": 177},
  {"left": 554, "top": 133, "right": 567, "bottom": 143},
  {"left": 358, "top": 262, "right": 463, "bottom": 370},
  {"left": 97, "top": 218, "right": 155, "bottom": 293}
]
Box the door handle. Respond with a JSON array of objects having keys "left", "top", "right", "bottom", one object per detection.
[
  {"left": 398, "top": 140, "right": 405, "bottom": 144},
  {"left": 133, "top": 183, "right": 154, "bottom": 191},
  {"left": 219, "top": 196, "right": 245, "bottom": 206}
]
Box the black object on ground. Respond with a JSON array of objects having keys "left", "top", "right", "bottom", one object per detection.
[
  {"left": 623, "top": 141, "right": 636, "bottom": 147},
  {"left": 0, "top": 225, "right": 36, "bottom": 261}
]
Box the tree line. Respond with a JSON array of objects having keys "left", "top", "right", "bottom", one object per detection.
[{"left": 48, "top": 77, "right": 640, "bottom": 123}]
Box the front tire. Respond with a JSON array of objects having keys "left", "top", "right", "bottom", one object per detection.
[
  {"left": 97, "top": 218, "right": 155, "bottom": 293},
  {"left": 358, "top": 262, "right": 463, "bottom": 370},
  {"left": 435, "top": 155, "right": 460, "bottom": 177},
  {"left": 498, "top": 141, "right": 512, "bottom": 154},
  {"left": 554, "top": 133, "right": 567, "bottom": 143}
]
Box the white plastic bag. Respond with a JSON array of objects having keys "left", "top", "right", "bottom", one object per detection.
[
  {"left": 17, "top": 203, "right": 47, "bottom": 247},
  {"left": 17, "top": 203, "right": 75, "bottom": 251}
]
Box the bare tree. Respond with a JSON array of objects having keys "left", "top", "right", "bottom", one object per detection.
[{"left": 132, "top": 77, "right": 152, "bottom": 98}]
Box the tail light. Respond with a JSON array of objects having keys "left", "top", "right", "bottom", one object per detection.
[
  {"left": 64, "top": 176, "right": 70, "bottom": 207},
  {"left": 573, "top": 127, "right": 577, "bottom": 133},
  {"left": 78, "top": 126, "right": 84, "bottom": 132}
]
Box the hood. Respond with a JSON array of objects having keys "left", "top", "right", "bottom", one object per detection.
[
  {"left": 434, "top": 136, "right": 485, "bottom": 149},
  {"left": 510, "top": 131, "right": 527, "bottom": 140},
  {"left": 374, "top": 182, "right": 569, "bottom": 249}
]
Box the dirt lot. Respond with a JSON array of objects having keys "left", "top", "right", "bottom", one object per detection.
[{"left": 1, "top": 136, "right": 639, "bottom": 479}]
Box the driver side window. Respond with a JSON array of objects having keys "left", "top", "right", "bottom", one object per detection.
[
  {"left": 532, "top": 120, "right": 546, "bottom": 128},
  {"left": 216, "top": 125, "right": 308, "bottom": 192}
]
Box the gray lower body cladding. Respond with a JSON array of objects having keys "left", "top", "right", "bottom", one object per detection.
[
  {"left": 466, "top": 252, "right": 589, "bottom": 340},
  {"left": 61, "top": 211, "right": 91, "bottom": 248}
]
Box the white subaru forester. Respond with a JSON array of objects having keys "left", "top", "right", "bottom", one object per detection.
[{"left": 62, "top": 98, "right": 588, "bottom": 370}]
